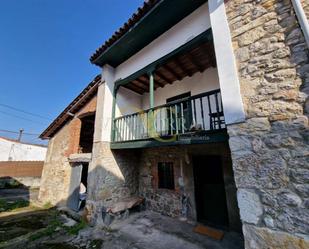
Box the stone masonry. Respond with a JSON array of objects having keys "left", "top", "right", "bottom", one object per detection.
[
  {"left": 138, "top": 143, "right": 241, "bottom": 231},
  {"left": 85, "top": 143, "right": 139, "bottom": 225},
  {"left": 225, "top": 0, "right": 309, "bottom": 248},
  {"left": 39, "top": 95, "right": 97, "bottom": 205}
]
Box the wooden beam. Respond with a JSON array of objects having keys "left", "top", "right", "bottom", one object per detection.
[
  {"left": 162, "top": 64, "right": 182, "bottom": 81},
  {"left": 174, "top": 58, "right": 193, "bottom": 77},
  {"left": 110, "top": 129, "right": 228, "bottom": 149},
  {"left": 140, "top": 74, "right": 163, "bottom": 88},
  {"left": 201, "top": 44, "right": 217, "bottom": 68},
  {"left": 123, "top": 84, "right": 144, "bottom": 95},
  {"left": 187, "top": 52, "right": 204, "bottom": 72},
  {"left": 155, "top": 71, "right": 172, "bottom": 84},
  {"left": 136, "top": 77, "right": 148, "bottom": 85},
  {"left": 132, "top": 80, "right": 149, "bottom": 90},
  {"left": 155, "top": 81, "right": 165, "bottom": 88},
  {"left": 149, "top": 72, "right": 154, "bottom": 109}
]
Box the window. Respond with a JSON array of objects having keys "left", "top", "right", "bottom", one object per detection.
[{"left": 158, "top": 162, "right": 175, "bottom": 190}]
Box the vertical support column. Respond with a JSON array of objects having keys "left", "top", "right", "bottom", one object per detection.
[
  {"left": 93, "top": 64, "right": 115, "bottom": 143},
  {"left": 209, "top": 0, "right": 245, "bottom": 124},
  {"left": 111, "top": 85, "right": 118, "bottom": 142},
  {"left": 149, "top": 71, "right": 154, "bottom": 109},
  {"left": 148, "top": 70, "right": 155, "bottom": 137}
]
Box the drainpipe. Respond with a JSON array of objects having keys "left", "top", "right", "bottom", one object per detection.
[{"left": 291, "top": 0, "right": 309, "bottom": 48}]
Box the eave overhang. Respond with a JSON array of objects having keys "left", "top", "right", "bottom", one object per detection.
[
  {"left": 39, "top": 75, "right": 101, "bottom": 140},
  {"left": 90, "top": 0, "right": 207, "bottom": 67}
]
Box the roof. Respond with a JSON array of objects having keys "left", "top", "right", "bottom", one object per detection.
[
  {"left": 90, "top": 0, "right": 160, "bottom": 64},
  {"left": 0, "top": 136, "right": 47, "bottom": 148},
  {"left": 90, "top": 0, "right": 207, "bottom": 67},
  {"left": 40, "top": 75, "right": 101, "bottom": 139}
]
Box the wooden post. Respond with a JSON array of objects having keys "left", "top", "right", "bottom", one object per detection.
[
  {"left": 148, "top": 70, "right": 155, "bottom": 137},
  {"left": 111, "top": 86, "right": 118, "bottom": 142},
  {"left": 149, "top": 71, "right": 154, "bottom": 109}
]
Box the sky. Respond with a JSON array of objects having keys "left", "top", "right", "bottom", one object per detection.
[{"left": 0, "top": 0, "right": 143, "bottom": 144}]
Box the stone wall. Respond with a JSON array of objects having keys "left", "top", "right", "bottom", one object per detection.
[
  {"left": 138, "top": 143, "right": 241, "bottom": 230},
  {"left": 301, "top": 0, "right": 309, "bottom": 19},
  {"left": 39, "top": 95, "right": 97, "bottom": 205},
  {"left": 85, "top": 142, "right": 139, "bottom": 225},
  {"left": 225, "top": 0, "right": 309, "bottom": 248},
  {"left": 139, "top": 147, "right": 183, "bottom": 218}
]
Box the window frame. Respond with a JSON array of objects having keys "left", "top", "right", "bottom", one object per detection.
[{"left": 157, "top": 162, "right": 175, "bottom": 190}]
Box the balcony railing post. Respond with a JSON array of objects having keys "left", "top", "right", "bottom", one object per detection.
[
  {"left": 111, "top": 85, "right": 119, "bottom": 142},
  {"left": 148, "top": 69, "right": 155, "bottom": 137}
]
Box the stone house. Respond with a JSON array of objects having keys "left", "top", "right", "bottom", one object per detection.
[{"left": 39, "top": 0, "right": 309, "bottom": 248}]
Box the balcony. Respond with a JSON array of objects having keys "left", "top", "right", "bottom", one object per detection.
[{"left": 111, "top": 89, "right": 227, "bottom": 149}]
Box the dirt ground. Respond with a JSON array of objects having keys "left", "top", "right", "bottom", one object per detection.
[{"left": 0, "top": 189, "right": 244, "bottom": 249}]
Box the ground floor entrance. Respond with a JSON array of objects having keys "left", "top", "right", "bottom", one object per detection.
[
  {"left": 193, "top": 155, "right": 229, "bottom": 229},
  {"left": 67, "top": 162, "right": 88, "bottom": 211},
  {"left": 138, "top": 142, "right": 241, "bottom": 232}
]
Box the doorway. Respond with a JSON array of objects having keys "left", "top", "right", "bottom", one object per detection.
[
  {"left": 193, "top": 155, "right": 229, "bottom": 228},
  {"left": 67, "top": 162, "right": 88, "bottom": 211}
]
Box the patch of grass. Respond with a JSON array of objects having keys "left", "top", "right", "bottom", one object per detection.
[
  {"left": 66, "top": 220, "right": 87, "bottom": 235},
  {"left": 29, "top": 211, "right": 62, "bottom": 241},
  {"left": 0, "top": 199, "right": 29, "bottom": 212}
]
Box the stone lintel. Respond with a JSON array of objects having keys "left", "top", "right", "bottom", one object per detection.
[{"left": 68, "top": 153, "right": 92, "bottom": 163}]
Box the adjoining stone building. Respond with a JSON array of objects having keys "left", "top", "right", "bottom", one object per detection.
[{"left": 39, "top": 0, "right": 309, "bottom": 248}]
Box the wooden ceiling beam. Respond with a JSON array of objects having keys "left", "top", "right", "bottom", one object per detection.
[
  {"left": 201, "top": 43, "right": 217, "bottom": 68},
  {"left": 132, "top": 80, "right": 149, "bottom": 90},
  {"left": 155, "top": 71, "right": 172, "bottom": 84},
  {"left": 123, "top": 84, "right": 144, "bottom": 95},
  {"left": 136, "top": 77, "right": 148, "bottom": 85},
  {"left": 174, "top": 58, "right": 193, "bottom": 77},
  {"left": 153, "top": 78, "right": 165, "bottom": 87},
  {"left": 187, "top": 52, "right": 204, "bottom": 72},
  {"left": 162, "top": 64, "right": 182, "bottom": 81}
]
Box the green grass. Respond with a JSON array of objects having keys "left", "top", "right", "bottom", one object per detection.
[
  {"left": 0, "top": 199, "right": 29, "bottom": 212},
  {"left": 66, "top": 220, "right": 87, "bottom": 235},
  {"left": 29, "top": 211, "right": 88, "bottom": 241},
  {"left": 29, "top": 211, "right": 63, "bottom": 241}
]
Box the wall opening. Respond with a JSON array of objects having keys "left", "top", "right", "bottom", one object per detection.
[
  {"left": 192, "top": 155, "right": 229, "bottom": 229},
  {"left": 158, "top": 162, "right": 175, "bottom": 190},
  {"left": 79, "top": 113, "right": 95, "bottom": 153},
  {"left": 67, "top": 162, "right": 89, "bottom": 211}
]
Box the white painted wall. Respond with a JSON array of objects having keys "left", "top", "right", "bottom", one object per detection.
[
  {"left": 142, "top": 68, "right": 219, "bottom": 109},
  {"left": 116, "top": 87, "right": 142, "bottom": 118},
  {"left": 114, "top": 68, "right": 222, "bottom": 141},
  {"left": 115, "top": 2, "right": 211, "bottom": 81},
  {"left": 104, "top": 0, "right": 246, "bottom": 141},
  {"left": 0, "top": 137, "right": 47, "bottom": 161}
]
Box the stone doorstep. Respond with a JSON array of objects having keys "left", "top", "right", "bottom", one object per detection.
[{"left": 68, "top": 153, "right": 92, "bottom": 163}]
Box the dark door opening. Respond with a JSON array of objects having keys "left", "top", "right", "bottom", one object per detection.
[
  {"left": 67, "top": 162, "right": 88, "bottom": 211},
  {"left": 79, "top": 114, "right": 95, "bottom": 153},
  {"left": 193, "top": 155, "right": 229, "bottom": 228}
]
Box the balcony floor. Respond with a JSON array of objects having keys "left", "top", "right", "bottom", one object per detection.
[{"left": 111, "top": 129, "right": 228, "bottom": 149}]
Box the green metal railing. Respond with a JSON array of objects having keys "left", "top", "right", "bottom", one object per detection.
[{"left": 113, "top": 89, "right": 225, "bottom": 142}]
